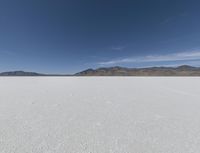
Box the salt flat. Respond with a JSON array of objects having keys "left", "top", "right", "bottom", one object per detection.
[{"left": 0, "top": 77, "right": 200, "bottom": 153}]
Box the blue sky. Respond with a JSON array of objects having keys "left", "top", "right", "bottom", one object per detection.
[{"left": 0, "top": 0, "right": 200, "bottom": 74}]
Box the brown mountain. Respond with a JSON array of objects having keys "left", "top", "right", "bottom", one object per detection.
[{"left": 75, "top": 65, "right": 200, "bottom": 76}]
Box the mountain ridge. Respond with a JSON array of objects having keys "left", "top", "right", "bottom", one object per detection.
[
  {"left": 0, "top": 71, "right": 45, "bottom": 76},
  {"left": 75, "top": 65, "right": 200, "bottom": 76},
  {"left": 1, "top": 65, "right": 200, "bottom": 76}
]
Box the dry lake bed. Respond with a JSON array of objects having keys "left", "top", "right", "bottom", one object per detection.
[{"left": 0, "top": 77, "right": 200, "bottom": 153}]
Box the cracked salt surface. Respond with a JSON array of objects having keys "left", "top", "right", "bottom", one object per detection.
[{"left": 0, "top": 77, "right": 200, "bottom": 153}]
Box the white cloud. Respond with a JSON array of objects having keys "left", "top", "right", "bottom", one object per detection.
[{"left": 99, "top": 50, "right": 200, "bottom": 65}]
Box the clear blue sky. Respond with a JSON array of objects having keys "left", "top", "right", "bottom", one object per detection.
[{"left": 0, "top": 0, "right": 200, "bottom": 74}]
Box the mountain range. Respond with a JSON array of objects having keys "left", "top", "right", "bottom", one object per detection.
[
  {"left": 0, "top": 71, "right": 44, "bottom": 76},
  {"left": 75, "top": 65, "right": 200, "bottom": 76},
  {"left": 1, "top": 65, "right": 200, "bottom": 76}
]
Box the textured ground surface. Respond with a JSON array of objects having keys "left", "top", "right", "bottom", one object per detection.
[{"left": 0, "top": 77, "right": 200, "bottom": 153}]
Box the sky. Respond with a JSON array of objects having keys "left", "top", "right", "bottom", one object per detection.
[{"left": 0, "top": 0, "right": 200, "bottom": 74}]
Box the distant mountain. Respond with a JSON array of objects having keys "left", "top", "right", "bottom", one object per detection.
[
  {"left": 1, "top": 65, "right": 200, "bottom": 76},
  {"left": 75, "top": 65, "right": 200, "bottom": 76},
  {"left": 0, "top": 71, "right": 45, "bottom": 76}
]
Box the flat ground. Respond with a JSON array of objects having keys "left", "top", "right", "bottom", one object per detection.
[{"left": 0, "top": 77, "right": 200, "bottom": 153}]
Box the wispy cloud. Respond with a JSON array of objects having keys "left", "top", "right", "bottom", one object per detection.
[
  {"left": 161, "top": 12, "right": 188, "bottom": 25},
  {"left": 161, "top": 17, "right": 174, "bottom": 24},
  {"left": 98, "top": 50, "right": 200, "bottom": 65},
  {"left": 0, "top": 50, "right": 15, "bottom": 56},
  {"left": 111, "top": 46, "right": 125, "bottom": 51}
]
